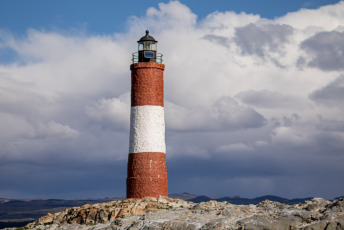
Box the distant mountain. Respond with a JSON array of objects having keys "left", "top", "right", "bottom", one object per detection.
[
  {"left": 188, "top": 195, "right": 212, "bottom": 203},
  {"left": 169, "top": 192, "right": 199, "bottom": 200},
  {"left": 188, "top": 194, "right": 314, "bottom": 205},
  {"left": 169, "top": 193, "right": 238, "bottom": 201}
]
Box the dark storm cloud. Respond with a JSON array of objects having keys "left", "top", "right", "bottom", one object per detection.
[
  {"left": 310, "top": 75, "right": 344, "bottom": 108},
  {"left": 312, "top": 132, "right": 344, "bottom": 157},
  {"left": 233, "top": 23, "right": 293, "bottom": 59},
  {"left": 167, "top": 143, "right": 344, "bottom": 199},
  {"left": 300, "top": 31, "right": 344, "bottom": 71},
  {"left": 0, "top": 156, "right": 127, "bottom": 199}
]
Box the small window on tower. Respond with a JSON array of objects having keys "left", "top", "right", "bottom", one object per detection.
[
  {"left": 144, "top": 51, "right": 155, "bottom": 58},
  {"left": 138, "top": 43, "right": 144, "bottom": 51},
  {"left": 150, "top": 43, "right": 157, "bottom": 51}
]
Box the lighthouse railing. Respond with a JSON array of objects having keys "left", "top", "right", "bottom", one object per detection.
[{"left": 132, "top": 52, "right": 163, "bottom": 64}]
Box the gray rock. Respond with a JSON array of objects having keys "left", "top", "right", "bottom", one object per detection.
[
  {"left": 162, "top": 221, "right": 198, "bottom": 230},
  {"left": 292, "top": 210, "right": 313, "bottom": 223},
  {"left": 301, "top": 220, "right": 330, "bottom": 230},
  {"left": 236, "top": 215, "right": 277, "bottom": 230},
  {"left": 325, "top": 198, "right": 344, "bottom": 213},
  {"left": 9, "top": 197, "right": 344, "bottom": 230},
  {"left": 301, "top": 198, "right": 331, "bottom": 211}
]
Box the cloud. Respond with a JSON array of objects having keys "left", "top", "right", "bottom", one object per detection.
[
  {"left": 271, "top": 126, "right": 310, "bottom": 147},
  {"left": 128, "top": 1, "right": 197, "bottom": 33},
  {"left": 203, "top": 34, "right": 229, "bottom": 48},
  {"left": 201, "top": 11, "right": 260, "bottom": 33},
  {"left": 85, "top": 93, "right": 130, "bottom": 131},
  {"left": 277, "top": 1, "right": 344, "bottom": 32},
  {"left": 0, "top": 1, "right": 344, "bottom": 199},
  {"left": 236, "top": 90, "right": 303, "bottom": 109},
  {"left": 316, "top": 117, "right": 344, "bottom": 132},
  {"left": 216, "top": 143, "right": 253, "bottom": 153},
  {"left": 166, "top": 96, "right": 265, "bottom": 131},
  {"left": 233, "top": 23, "right": 293, "bottom": 60},
  {"left": 310, "top": 75, "right": 344, "bottom": 108},
  {"left": 31, "top": 121, "right": 79, "bottom": 139},
  {"left": 299, "top": 31, "right": 344, "bottom": 71}
]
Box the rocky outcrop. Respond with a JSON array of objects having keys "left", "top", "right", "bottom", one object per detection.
[
  {"left": 26, "top": 196, "right": 191, "bottom": 227},
  {"left": 20, "top": 197, "right": 344, "bottom": 230}
]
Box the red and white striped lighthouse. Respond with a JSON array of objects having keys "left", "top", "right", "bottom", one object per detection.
[{"left": 126, "top": 30, "right": 168, "bottom": 198}]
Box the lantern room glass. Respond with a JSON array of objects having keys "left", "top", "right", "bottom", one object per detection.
[{"left": 138, "top": 42, "right": 157, "bottom": 51}]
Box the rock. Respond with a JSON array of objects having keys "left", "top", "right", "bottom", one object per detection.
[
  {"left": 257, "top": 200, "right": 287, "bottom": 209},
  {"left": 325, "top": 197, "right": 344, "bottom": 212},
  {"left": 274, "top": 215, "right": 303, "bottom": 228},
  {"left": 21, "top": 196, "right": 344, "bottom": 230},
  {"left": 162, "top": 220, "right": 198, "bottom": 230},
  {"left": 37, "top": 213, "right": 54, "bottom": 225},
  {"left": 236, "top": 215, "right": 277, "bottom": 230},
  {"left": 282, "top": 210, "right": 312, "bottom": 223},
  {"left": 298, "top": 198, "right": 330, "bottom": 211},
  {"left": 301, "top": 220, "right": 330, "bottom": 230}
]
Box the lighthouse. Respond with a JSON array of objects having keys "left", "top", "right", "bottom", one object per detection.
[{"left": 126, "top": 30, "right": 168, "bottom": 198}]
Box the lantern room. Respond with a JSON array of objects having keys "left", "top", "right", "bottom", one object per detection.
[{"left": 132, "top": 30, "right": 163, "bottom": 64}]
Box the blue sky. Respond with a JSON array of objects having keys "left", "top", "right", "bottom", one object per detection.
[
  {"left": 1, "top": 0, "right": 341, "bottom": 35},
  {"left": 0, "top": 0, "right": 344, "bottom": 200}
]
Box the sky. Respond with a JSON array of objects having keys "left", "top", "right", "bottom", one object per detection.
[{"left": 0, "top": 0, "right": 343, "bottom": 200}]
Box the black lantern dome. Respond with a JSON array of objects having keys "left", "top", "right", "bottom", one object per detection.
[
  {"left": 138, "top": 30, "right": 157, "bottom": 43},
  {"left": 132, "top": 30, "right": 163, "bottom": 63}
]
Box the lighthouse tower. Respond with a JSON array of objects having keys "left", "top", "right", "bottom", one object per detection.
[{"left": 126, "top": 30, "right": 168, "bottom": 198}]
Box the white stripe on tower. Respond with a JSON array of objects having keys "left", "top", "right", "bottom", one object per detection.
[{"left": 129, "top": 105, "right": 166, "bottom": 153}]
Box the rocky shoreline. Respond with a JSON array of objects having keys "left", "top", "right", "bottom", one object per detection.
[{"left": 8, "top": 196, "right": 344, "bottom": 230}]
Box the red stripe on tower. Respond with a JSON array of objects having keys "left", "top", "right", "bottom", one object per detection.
[{"left": 126, "top": 30, "right": 168, "bottom": 198}]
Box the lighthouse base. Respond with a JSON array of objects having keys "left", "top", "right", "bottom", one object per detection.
[{"left": 126, "top": 152, "right": 168, "bottom": 198}]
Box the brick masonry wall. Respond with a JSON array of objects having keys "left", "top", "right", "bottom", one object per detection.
[
  {"left": 130, "top": 62, "right": 165, "bottom": 107},
  {"left": 126, "top": 152, "right": 168, "bottom": 198},
  {"left": 127, "top": 62, "right": 168, "bottom": 198}
]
